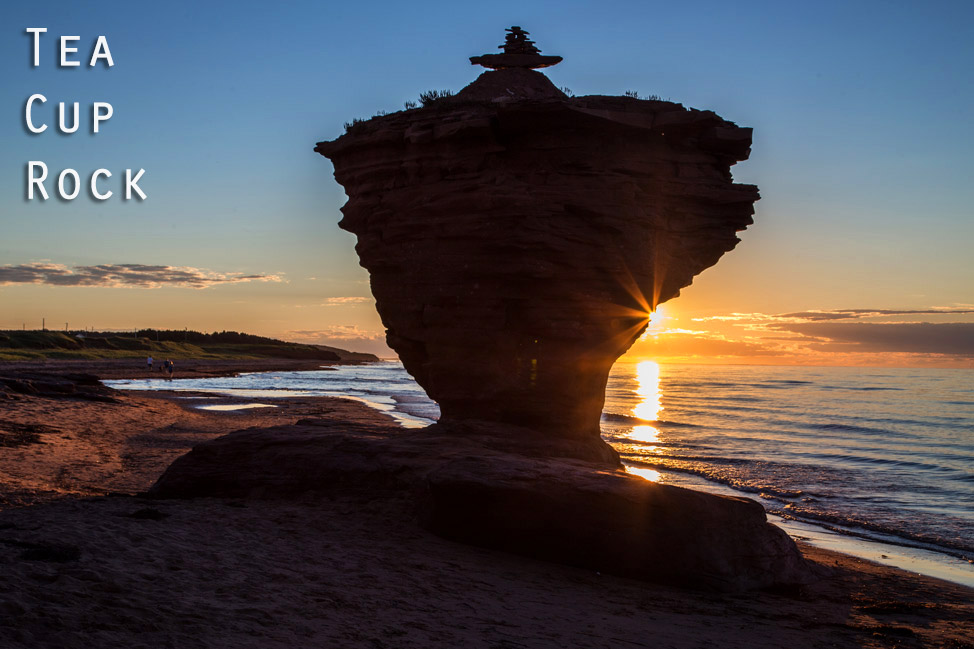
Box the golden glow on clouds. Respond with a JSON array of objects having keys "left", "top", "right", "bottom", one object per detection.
[{"left": 623, "top": 304, "right": 974, "bottom": 368}]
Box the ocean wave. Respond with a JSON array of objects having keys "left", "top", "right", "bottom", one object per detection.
[
  {"left": 600, "top": 412, "right": 699, "bottom": 427},
  {"left": 799, "top": 451, "right": 970, "bottom": 477},
  {"left": 663, "top": 381, "right": 738, "bottom": 389},
  {"left": 740, "top": 383, "right": 795, "bottom": 390},
  {"left": 391, "top": 393, "right": 437, "bottom": 403},
  {"left": 622, "top": 457, "right": 808, "bottom": 500},
  {"left": 606, "top": 438, "right": 705, "bottom": 452},
  {"left": 847, "top": 415, "right": 972, "bottom": 428},
  {"left": 818, "top": 385, "right": 906, "bottom": 391},
  {"left": 810, "top": 422, "right": 893, "bottom": 435},
  {"left": 664, "top": 394, "right": 766, "bottom": 403},
  {"left": 624, "top": 453, "right": 754, "bottom": 467},
  {"left": 773, "top": 507, "right": 973, "bottom": 560}
]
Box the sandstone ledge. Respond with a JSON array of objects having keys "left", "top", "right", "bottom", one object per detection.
[{"left": 149, "top": 418, "right": 809, "bottom": 592}]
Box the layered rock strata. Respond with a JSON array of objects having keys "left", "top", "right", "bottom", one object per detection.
[{"left": 316, "top": 59, "right": 758, "bottom": 462}]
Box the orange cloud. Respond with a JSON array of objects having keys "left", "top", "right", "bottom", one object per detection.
[
  {"left": 626, "top": 306, "right": 974, "bottom": 367},
  {"left": 286, "top": 326, "right": 384, "bottom": 342}
]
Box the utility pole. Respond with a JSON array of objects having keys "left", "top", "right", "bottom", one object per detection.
[{"left": 42, "top": 318, "right": 45, "bottom": 331}]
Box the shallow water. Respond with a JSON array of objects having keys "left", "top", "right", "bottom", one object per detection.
[
  {"left": 193, "top": 403, "right": 278, "bottom": 412},
  {"left": 107, "top": 360, "right": 974, "bottom": 585}
]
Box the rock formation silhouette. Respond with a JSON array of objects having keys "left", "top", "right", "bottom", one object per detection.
[
  {"left": 316, "top": 29, "right": 758, "bottom": 464},
  {"left": 152, "top": 28, "right": 808, "bottom": 593}
]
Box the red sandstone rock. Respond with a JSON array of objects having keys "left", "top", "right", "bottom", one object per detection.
[
  {"left": 316, "top": 67, "right": 758, "bottom": 462},
  {"left": 148, "top": 419, "right": 809, "bottom": 591}
]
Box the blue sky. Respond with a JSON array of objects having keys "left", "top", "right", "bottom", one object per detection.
[{"left": 1, "top": 0, "right": 972, "bottom": 363}]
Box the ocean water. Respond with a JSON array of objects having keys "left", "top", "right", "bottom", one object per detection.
[
  {"left": 108, "top": 360, "right": 974, "bottom": 582},
  {"left": 601, "top": 363, "right": 973, "bottom": 561}
]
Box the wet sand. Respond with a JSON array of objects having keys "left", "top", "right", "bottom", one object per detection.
[
  {"left": 0, "top": 363, "right": 972, "bottom": 648},
  {"left": 0, "top": 387, "right": 365, "bottom": 507}
]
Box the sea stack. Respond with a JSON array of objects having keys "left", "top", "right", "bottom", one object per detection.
[
  {"left": 156, "top": 30, "right": 806, "bottom": 592},
  {"left": 316, "top": 28, "right": 759, "bottom": 464}
]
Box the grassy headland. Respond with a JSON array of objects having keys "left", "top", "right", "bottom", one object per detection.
[{"left": 0, "top": 329, "right": 377, "bottom": 363}]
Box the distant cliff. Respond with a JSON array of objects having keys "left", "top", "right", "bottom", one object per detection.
[{"left": 0, "top": 330, "right": 378, "bottom": 363}]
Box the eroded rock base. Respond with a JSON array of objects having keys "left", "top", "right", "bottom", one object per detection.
[{"left": 149, "top": 418, "right": 809, "bottom": 592}]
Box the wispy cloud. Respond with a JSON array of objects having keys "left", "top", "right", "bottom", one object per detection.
[
  {"left": 695, "top": 308, "right": 974, "bottom": 323},
  {"left": 776, "top": 308, "right": 974, "bottom": 321},
  {"left": 692, "top": 313, "right": 782, "bottom": 323},
  {"left": 640, "top": 306, "right": 974, "bottom": 365},
  {"left": 0, "top": 263, "right": 283, "bottom": 289},
  {"left": 775, "top": 322, "right": 974, "bottom": 356},
  {"left": 319, "top": 297, "right": 371, "bottom": 306},
  {"left": 286, "top": 326, "right": 384, "bottom": 342},
  {"left": 633, "top": 330, "right": 781, "bottom": 358},
  {"left": 292, "top": 297, "right": 373, "bottom": 309}
]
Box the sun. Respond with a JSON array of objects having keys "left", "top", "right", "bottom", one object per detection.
[{"left": 639, "top": 305, "right": 668, "bottom": 340}]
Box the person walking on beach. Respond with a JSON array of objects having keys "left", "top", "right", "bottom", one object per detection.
[
  {"left": 163, "top": 359, "right": 174, "bottom": 379},
  {"left": 146, "top": 355, "right": 154, "bottom": 372}
]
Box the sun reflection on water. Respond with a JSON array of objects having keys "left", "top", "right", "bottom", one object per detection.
[
  {"left": 633, "top": 360, "right": 662, "bottom": 421},
  {"left": 629, "top": 425, "right": 660, "bottom": 444},
  {"left": 625, "top": 360, "right": 665, "bottom": 458},
  {"left": 625, "top": 465, "right": 662, "bottom": 482}
]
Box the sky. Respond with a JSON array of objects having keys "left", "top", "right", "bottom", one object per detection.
[{"left": 1, "top": 0, "right": 972, "bottom": 366}]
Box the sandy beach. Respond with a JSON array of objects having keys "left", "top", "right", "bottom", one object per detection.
[{"left": 1, "top": 362, "right": 972, "bottom": 648}]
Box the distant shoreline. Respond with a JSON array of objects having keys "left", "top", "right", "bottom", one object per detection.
[
  {"left": 0, "top": 329, "right": 380, "bottom": 364},
  {"left": 0, "top": 357, "right": 365, "bottom": 381}
]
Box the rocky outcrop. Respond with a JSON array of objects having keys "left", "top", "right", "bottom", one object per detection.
[
  {"left": 305, "top": 30, "right": 797, "bottom": 592},
  {"left": 316, "top": 39, "right": 758, "bottom": 462},
  {"left": 422, "top": 456, "right": 807, "bottom": 592},
  {"left": 148, "top": 416, "right": 809, "bottom": 592},
  {"left": 0, "top": 372, "right": 119, "bottom": 403}
]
